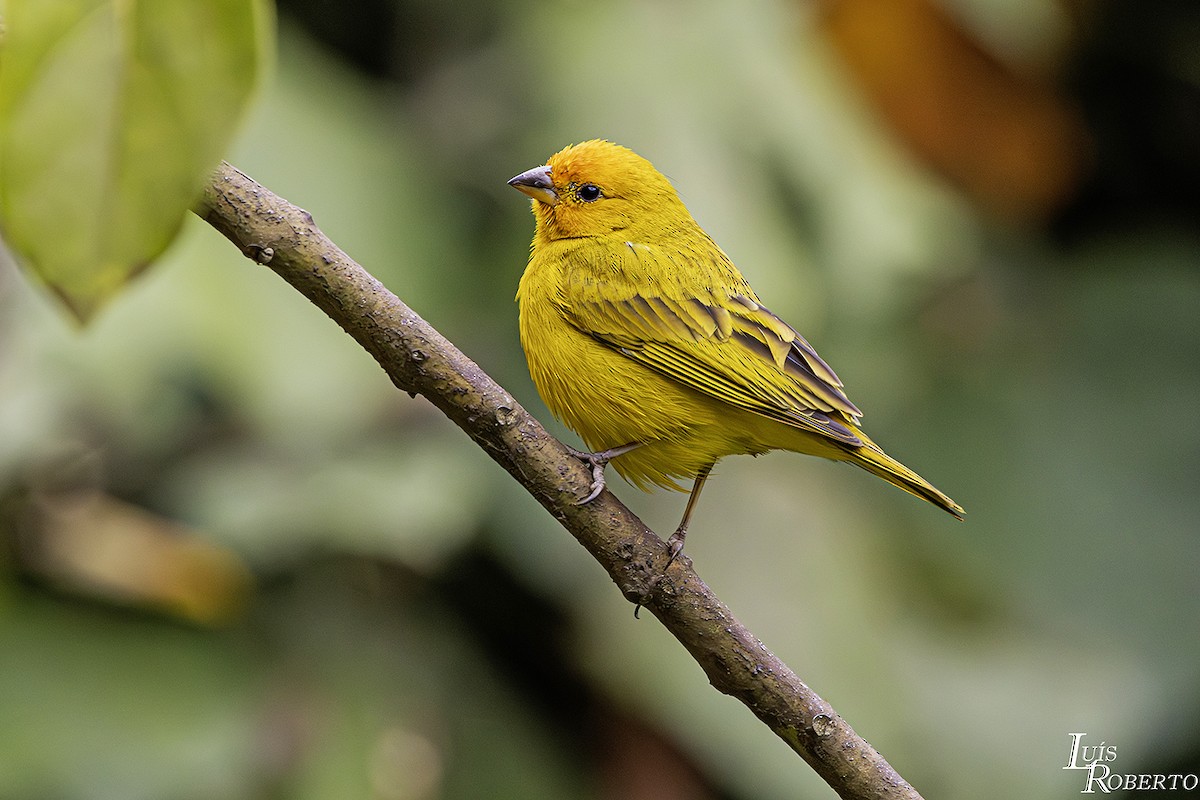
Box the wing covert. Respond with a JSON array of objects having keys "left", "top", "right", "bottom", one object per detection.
[{"left": 566, "top": 289, "right": 865, "bottom": 446}]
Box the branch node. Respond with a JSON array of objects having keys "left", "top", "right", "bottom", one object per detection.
[
  {"left": 244, "top": 243, "right": 274, "bottom": 264},
  {"left": 495, "top": 405, "right": 518, "bottom": 427}
]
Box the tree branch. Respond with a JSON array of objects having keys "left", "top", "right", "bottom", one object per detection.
[{"left": 192, "top": 161, "right": 924, "bottom": 800}]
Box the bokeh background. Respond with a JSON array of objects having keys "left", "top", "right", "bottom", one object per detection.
[{"left": 2, "top": 0, "right": 1198, "bottom": 797}]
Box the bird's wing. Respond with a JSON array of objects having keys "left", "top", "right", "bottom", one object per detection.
[{"left": 566, "top": 289, "right": 865, "bottom": 446}]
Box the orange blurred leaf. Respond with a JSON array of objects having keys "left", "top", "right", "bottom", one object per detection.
[
  {"left": 821, "top": 0, "right": 1088, "bottom": 220},
  {"left": 19, "top": 490, "right": 252, "bottom": 625}
]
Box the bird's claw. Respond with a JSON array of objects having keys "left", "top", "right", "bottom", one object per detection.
[
  {"left": 633, "top": 528, "right": 688, "bottom": 617},
  {"left": 567, "top": 446, "right": 610, "bottom": 505},
  {"left": 578, "top": 463, "right": 606, "bottom": 505},
  {"left": 566, "top": 442, "right": 641, "bottom": 505},
  {"left": 664, "top": 529, "right": 686, "bottom": 569}
]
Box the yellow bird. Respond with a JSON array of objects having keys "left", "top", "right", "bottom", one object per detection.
[{"left": 508, "top": 140, "right": 963, "bottom": 562}]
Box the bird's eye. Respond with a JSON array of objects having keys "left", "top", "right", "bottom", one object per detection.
[{"left": 576, "top": 183, "right": 602, "bottom": 202}]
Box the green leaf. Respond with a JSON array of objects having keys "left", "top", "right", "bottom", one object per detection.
[{"left": 0, "top": 0, "right": 273, "bottom": 322}]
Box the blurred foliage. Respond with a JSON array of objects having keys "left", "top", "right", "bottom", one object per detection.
[
  {"left": 1, "top": 0, "right": 1199, "bottom": 798},
  {"left": 0, "top": 0, "right": 271, "bottom": 321}
]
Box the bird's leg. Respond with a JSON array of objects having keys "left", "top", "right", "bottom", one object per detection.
[
  {"left": 632, "top": 463, "right": 716, "bottom": 618},
  {"left": 633, "top": 462, "right": 715, "bottom": 618},
  {"left": 664, "top": 463, "right": 714, "bottom": 568},
  {"left": 567, "top": 442, "right": 643, "bottom": 505}
]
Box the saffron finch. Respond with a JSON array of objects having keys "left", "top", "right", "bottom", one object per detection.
[{"left": 509, "top": 140, "right": 963, "bottom": 561}]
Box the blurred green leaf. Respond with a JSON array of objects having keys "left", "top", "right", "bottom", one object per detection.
[{"left": 0, "top": 0, "right": 272, "bottom": 321}]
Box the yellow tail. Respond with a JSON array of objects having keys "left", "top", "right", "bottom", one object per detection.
[{"left": 848, "top": 438, "right": 965, "bottom": 520}]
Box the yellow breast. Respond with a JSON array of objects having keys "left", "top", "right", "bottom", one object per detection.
[{"left": 516, "top": 242, "right": 745, "bottom": 490}]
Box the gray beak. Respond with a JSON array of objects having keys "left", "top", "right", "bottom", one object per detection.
[{"left": 507, "top": 165, "right": 558, "bottom": 206}]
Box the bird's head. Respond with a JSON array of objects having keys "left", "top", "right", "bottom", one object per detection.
[{"left": 508, "top": 140, "right": 688, "bottom": 242}]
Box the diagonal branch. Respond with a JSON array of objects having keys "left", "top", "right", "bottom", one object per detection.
[{"left": 192, "top": 161, "right": 924, "bottom": 800}]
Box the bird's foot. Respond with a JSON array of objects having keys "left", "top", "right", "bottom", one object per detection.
[
  {"left": 633, "top": 525, "right": 689, "bottom": 617},
  {"left": 664, "top": 527, "right": 687, "bottom": 569},
  {"left": 566, "top": 442, "right": 641, "bottom": 505}
]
